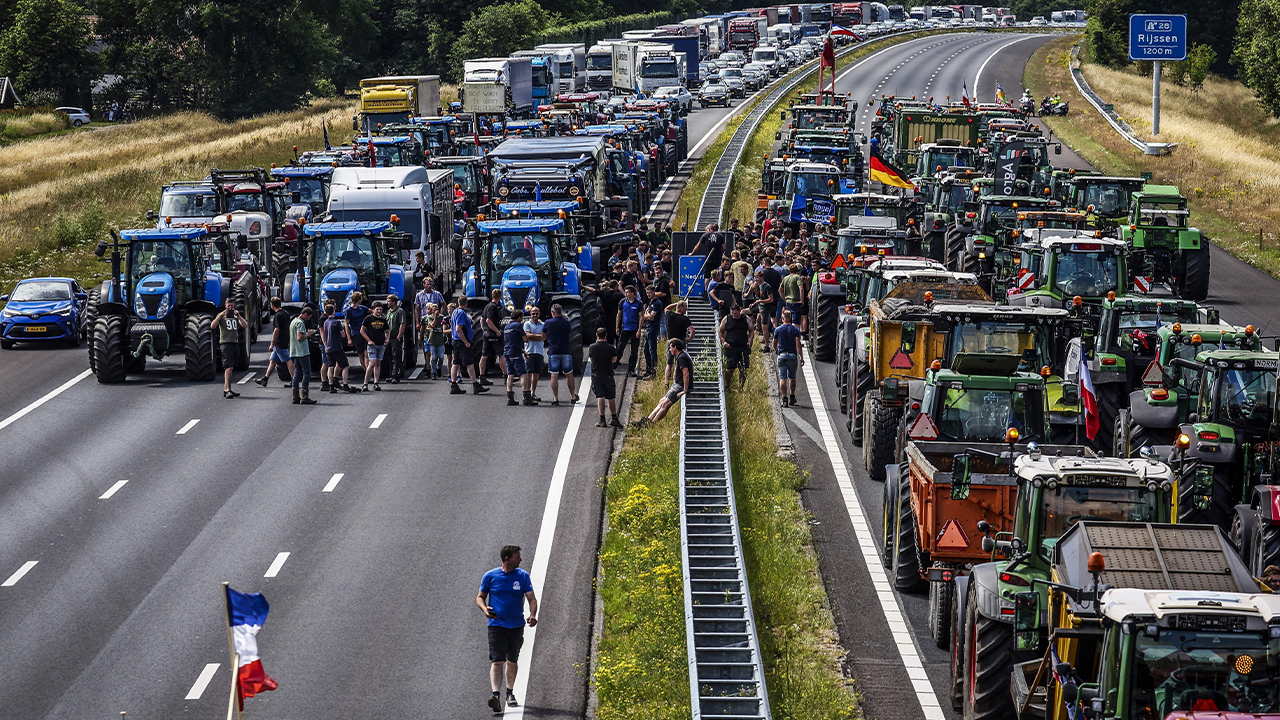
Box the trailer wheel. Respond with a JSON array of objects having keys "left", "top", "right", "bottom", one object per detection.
[
  {"left": 92, "top": 315, "right": 127, "bottom": 384},
  {"left": 1177, "top": 462, "right": 1234, "bottom": 529},
  {"left": 864, "top": 390, "right": 901, "bottom": 481},
  {"left": 880, "top": 465, "right": 899, "bottom": 569},
  {"left": 963, "top": 583, "right": 1015, "bottom": 720},
  {"left": 929, "top": 566, "right": 956, "bottom": 648},
  {"left": 811, "top": 292, "right": 838, "bottom": 361},
  {"left": 236, "top": 322, "right": 251, "bottom": 372},
  {"left": 1179, "top": 245, "right": 1210, "bottom": 302},
  {"left": 891, "top": 466, "right": 924, "bottom": 592},
  {"left": 184, "top": 313, "right": 217, "bottom": 382},
  {"left": 1232, "top": 504, "right": 1258, "bottom": 566}
]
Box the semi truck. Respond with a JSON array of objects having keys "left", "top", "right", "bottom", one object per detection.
[
  {"left": 326, "top": 166, "right": 457, "bottom": 275},
  {"left": 643, "top": 34, "right": 702, "bottom": 86},
  {"left": 586, "top": 41, "right": 619, "bottom": 92},
  {"left": 535, "top": 44, "right": 587, "bottom": 94},
  {"left": 613, "top": 41, "right": 688, "bottom": 94},
  {"left": 679, "top": 16, "right": 720, "bottom": 57},
  {"left": 358, "top": 76, "right": 440, "bottom": 129},
  {"left": 728, "top": 16, "right": 766, "bottom": 51},
  {"left": 462, "top": 57, "right": 534, "bottom": 115},
  {"left": 509, "top": 50, "right": 556, "bottom": 102}
]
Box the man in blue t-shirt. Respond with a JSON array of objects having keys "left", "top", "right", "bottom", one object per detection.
[
  {"left": 503, "top": 309, "right": 532, "bottom": 406},
  {"left": 543, "top": 303, "right": 578, "bottom": 406},
  {"left": 615, "top": 285, "right": 643, "bottom": 376},
  {"left": 773, "top": 309, "right": 804, "bottom": 407},
  {"left": 450, "top": 303, "right": 489, "bottom": 395},
  {"left": 477, "top": 545, "right": 538, "bottom": 713}
]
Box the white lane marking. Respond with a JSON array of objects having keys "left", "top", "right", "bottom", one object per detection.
[
  {"left": 184, "top": 663, "right": 221, "bottom": 700},
  {"left": 408, "top": 367, "right": 423, "bottom": 380},
  {"left": 507, "top": 362, "right": 592, "bottom": 720},
  {"left": 176, "top": 419, "right": 200, "bottom": 435},
  {"left": 369, "top": 413, "right": 387, "bottom": 429},
  {"left": 264, "top": 552, "right": 290, "bottom": 578},
  {"left": 800, "top": 358, "right": 945, "bottom": 720},
  {"left": 2, "top": 561, "right": 38, "bottom": 587},
  {"left": 322, "top": 473, "right": 344, "bottom": 493},
  {"left": 237, "top": 372, "right": 256, "bottom": 384},
  {"left": 99, "top": 480, "right": 128, "bottom": 500},
  {"left": 974, "top": 35, "right": 1039, "bottom": 100},
  {"left": 782, "top": 407, "right": 824, "bottom": 447},
  {"left": 0, "top": 369, "right": 92, "bottom": 433}
]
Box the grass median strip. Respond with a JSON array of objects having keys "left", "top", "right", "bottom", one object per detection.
[{"left": 1026, "top": 35, "right": 1280, "bottom": 277}]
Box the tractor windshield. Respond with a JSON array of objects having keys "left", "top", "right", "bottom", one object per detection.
[
  {"left": 130, "top": 241, "right": 194, "bottom": 297},
  {"left": 288, "top": 178, "right": 327, "bottom": 207},
  {"left": 1038, "top": 485, "right": 1158, "bottom": 556},
  {"left": 449, "top": 165, "right": 479, "bottom": 194},
  {"left": 374, "top": 143, "right": 416, "bottom": 167},
  {"left": 835, "top": 201, "right": 896, "bottom": 228},
  {"left": 980, "top": 204, "right": 1020, "bottom": 231},
  {"left": 793, "top": 108, "right": 846, "bottom": 130},
  {"left": 1128, "top": 630, "right": 1280, "bottom": 716},
  {"left": 921, "top": 148, "right": 972, "bottom": 173},
  {"left": 1082, "top": 182, "right": 1135, "bottom": 216},
  {"left": 1212, "top": 367, "right": 1277, "bottom": 431},
  {"left": 936, "top": 386, "right": 1041, "bottom": 442},
  {"left": 940, "top": 184, "right": 974, "bottom": 211},
  {"left": 313, "top": 235, "right": 380, "bottom": 292},
  {"left": 786, "top": 171, "right": 839, "bottom": 196},
  {"left": 1053, "top": 250, "right": 1118, "bottom": 298},
  {"left": 226, "top": 192, "right": 264, "bottom": 213},
  {"left": 950, "top": 321, "right": 1049, "bottom": 368},
  {"left": 1136, "top": 200, "right": 1188, "bottom": 228},
  {"left": 159, "top": 190, "right": 217, "bottom": 218},
  {"left": 485, "top": 233, "right": 552, "bottom": 283}
]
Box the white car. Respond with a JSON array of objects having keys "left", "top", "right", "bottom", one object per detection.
[
  {"left": 55, "top": 107, "right": 91, "bottom": 127},
  {"left": 1030, "top": 16, "right": 1048, "bottom": 26},
  {"left": 652, "top": 86, "right": 694, "bottom": 114}
]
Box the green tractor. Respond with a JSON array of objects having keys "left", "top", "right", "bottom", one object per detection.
[
  {"left": 1063, "top": 175, "right": 1145, "bottom": 233},
  {"left": 1005, "top": 235, "right": 1130, "bottom": 312},
  {"left": 949, "top": 195, "right": 1052, "bottom": 285},
  {"left": 919, "top": 169, "right": 981, "bottom": 264},
  {"left": 1120, "top": 184, "right": 1210, "bottom": 300}
]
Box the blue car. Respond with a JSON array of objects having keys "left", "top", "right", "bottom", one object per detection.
[{"left": 0, "top": 277, "right": 88, "bottom": 348}]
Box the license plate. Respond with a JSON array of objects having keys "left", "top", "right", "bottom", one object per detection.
[{"left": 24, "top": 326, "right": 46, "bottom": 332}]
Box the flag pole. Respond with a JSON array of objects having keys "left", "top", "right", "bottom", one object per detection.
[
  {"left": 223, "top": 582, "right": 243, "bottom": 720},
  {"left": 226, "top": 652, "right": 239, "bottom": 720}
]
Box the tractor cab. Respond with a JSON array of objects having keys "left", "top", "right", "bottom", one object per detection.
[
  {"left": 1066, "top": 175, "right": 1145, "bottom": 230},
  {"left": 154, "top": 182, "right": 220, "bottom": 228},
  {"left": 269, "top": 165, "right": 334, "bottom": 216},
  {"left": 913, "top": 139, "right": 977, "bottom": 179},
  {"left": 288, "top": 221, "right": 413, "bottom": 317},
  {"left": 1121, "top": 184, "right": 1209, "bottom": 300},
  {"left": 407, "top": 116, "right": 459, "bottom": 154},
  {"left": 914, "top": 367, "right": 1049, "bottom": 444},
  {"left": 469, "top": 219, "right": 578, "bottom": 313},
  {"left": 490, "top": 200, "right": 615, "bottom": 281},
  {"left": 357, "top": 135, "right": 425, "bottom": 167},
  {"left": 430, "top": 156, "right": 489, "bottom": 216},
  {"left": 1007, "top": 235, "right": 1130, "bottom": 311}
]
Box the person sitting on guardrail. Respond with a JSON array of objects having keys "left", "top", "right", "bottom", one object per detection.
[{"left": 632, "top": 338, "right": 693, "bottom": 429}]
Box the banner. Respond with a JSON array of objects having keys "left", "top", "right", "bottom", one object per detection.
[
  {"left": 789, "top": 193, "right": 836, "bottom": 224},
  {"left": 997, "top": 140, "right": 1024, "bottom": 196}
]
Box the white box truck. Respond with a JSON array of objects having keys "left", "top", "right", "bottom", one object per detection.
[
  {"left": 612, "top": 42, "right": 641, "bottom": 94},
  {"left": 327, "top": 166, "right": 456, "bottom": 262},
  {"left": 462, "top": 57, "right": 534, "bottom": 115},
  {"left": 535, "top": 43, "right": 587, "bottom": 94},
  {"left": 587, "top": 40, "right": 621, "bottom": 92}
]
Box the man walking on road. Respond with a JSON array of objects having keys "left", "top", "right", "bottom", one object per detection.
[
  {"left": 544, "top": 304, "right": 578, "bottom": 406},
  {"left": 322, "top": 302, "right": 357, "bottom": 393},
  {"left": 615, "top": 286, "right": 642, "bottom": 377},
  {"left": 774, "top": 309, "right": 804, "bottom": 407},
  {"left": 588, "top": 328, "right": 622, "bottom": 428},
  {"left": 719, "top": 304, "right": 755, "bottom": 391},
  {"left": 255, "top": 297, "right": 292, "bottom": 387},
  {"left": 360, "top": 303, "right": 389, "bottom": 391},
  {"left": 503, "top": 309, "right": 531, "bottom": 406},
  {"left": 450, "top": 303, "right": 489, "bottom": 395},
  {"left": 290, "top": 306, "right": 318, "bottom": 405},
  {"left": 477, "top": 545, "right": 537, "bottom": 714},
  {"left": 385, "top": 294, "right": 407, "bottom": 383},
  {"left": 214, "top": 298, "right": 248, "bottom": 399}
]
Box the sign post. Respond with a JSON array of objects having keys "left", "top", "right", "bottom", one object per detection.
[{"left": 1129, "top": 14, "right": 1187, "bottom": 137}]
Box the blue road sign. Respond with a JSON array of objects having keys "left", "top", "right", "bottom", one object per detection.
[
  {"left": 1129, "top": 14, "right": 1187, "bottom": 61},
  {"left": 678, "top": 255, "right": 707, "bottom": 298}
]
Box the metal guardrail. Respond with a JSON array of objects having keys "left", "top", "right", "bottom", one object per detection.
[{"left": 1068, "top": 43, "right": 1176, "bottom": 156}]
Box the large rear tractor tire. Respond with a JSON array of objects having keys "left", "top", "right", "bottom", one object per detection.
[
  {"left": 890, "top": 466, "right": 924, "bottom": 592},
  {"left": 838, "top": 347, "right": 853, "bottom": 414},
  {"left": 950, "top": 582, "right": 965, "bottom": 710},
  {"left": 184, "top": 313, "right": 217, "bottom": 382},
  {"left": 563, "top": 303, "right": 585, "bottom": 376},
  {"left": 1179, "top": 245, "right": 1211, "bottom": 302},
  {"left": 233, "top": 274, "right": 258, "bottom": 344},
  {"left": 83, "top": 286, "right": 102, "bottom": 372},
  {"left": 850, "top": 359, "right": 871, "bottom": 443},
  {"left": 1093, "top": 382, "right": 1123, "bottom": 454},
  {"left": 1177, "top": 462, "right": 1234, "bottom": 530},
  {"left": 962, "top": 584, "right": 1015, "bottom": 720},
  {"left": 811, "top": 293, "right": 838, "bottom": 361},
  {"left": 235, "top": 324, "right": 251, "bottom": 372},
  {"left": 91, "top": 315, "right": 127, "bottom": 384},
  {"left": 863, "top": 390, "right": 901, "bottom": 481}
]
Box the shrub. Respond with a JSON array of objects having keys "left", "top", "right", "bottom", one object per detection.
[{"left": 50, "top": 203, "right": 105, "bottom": 249}]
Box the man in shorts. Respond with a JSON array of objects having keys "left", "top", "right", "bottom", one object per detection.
[
  {"left": 523, "top": 306, "right": 547, "bottom": 402},
  {"left": 503, "top": 309, "right": 530, "bottom": 406},
  {"left": 480, "top": 288, "right": 504, "bottom": 383},
  {"left": 360, "top": 303, "right": 389, "bottom": 391},
  {"left": 450, "top": 302, "right": 488, "bottom": 395},
  {"left": 634, "top": 338, "right": 693, "bottom": 427},
  {"left": 588, "top": 328, "right": 621, "bottom": 427},
  {"left": 255, "top": 297, "right": 292, "bottom": 387},
  {"left": 779, "top": 263, "right": 807, "bottom": 333},
  {"left": 543, "top": 304, "right": 578, "bottom": 406},
  {"left": 718, "top": 303, "right": 755, "bottom": 390},
  {"left": 213, "top": 298, "right": 248, "bottom": 399},
  {"left": 773, "top": 309, "right": 804, "bottom": 407},
  {"left": 321, "top": 302, "right": 357, "bottom": 393},
  {"left": 476, "top": 545, "right": 538, "bottom": 714}
]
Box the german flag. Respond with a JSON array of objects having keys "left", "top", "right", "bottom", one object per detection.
[{"left": 869, "top": 143, "right": 914, "bottom": 190}]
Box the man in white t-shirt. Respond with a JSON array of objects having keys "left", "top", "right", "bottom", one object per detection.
[{"left": 523, "top": 307, "right": 547, "bottom": 403}]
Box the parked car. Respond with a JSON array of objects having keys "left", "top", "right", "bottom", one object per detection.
[
  {"left": 55, "top": 107, "right": 91, "bottom": 127},
  {"left": 652, "top": 86, "right": 694, "bottom": 115},
  {"left": 0, "top": 277, "right": 88, "bottom": 348},
  {"left": 699, "top": 82, "right": 731, "bottom": 108}
]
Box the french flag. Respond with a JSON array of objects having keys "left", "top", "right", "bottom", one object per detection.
[
  {"left": 226, "top": 586, "right": 278, "bottom": 708},
  {"left": 1080, "top": 358, "right": 1099, "bottom": 441}
]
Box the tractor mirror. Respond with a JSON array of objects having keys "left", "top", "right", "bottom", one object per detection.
[
  {"left": 1205, "top": 308, "right": 1220, "bottom": 325},
  {"left": 94, "top": 240, "right": 109, "bottom": 257},
  {"left": 780, "top": 110, "right": 786, "bottom": 120},
  {"left": 1013, "top": 592, "right": 1040, "bottom": 650},
  {"left": 1061, "top": 381, "right": 1079, "bottom": 404},
  {"left": 236, "top": 234, "right": 249, "bottom": 250},
  {"left": 401, "top": 233, "right": 418, "bottom": 251},
  {"left": 213, "top": 237, "right": 229, "bottom": 253},
  {"left": 950, "top": 454, "right": 972, "bottom": 500},
  {"left": 1057, "top": 668, "right": 1080, "bottom": 704},
  {"left": 292, "top": 191, "right": 302, "bottom": 204},
  {"left": 195, "top": 196, "right": 204, "bottom": 208},
  {"left": 1055, "top": 144, "right": 1062, "bottom": 155},
  {"left": 146, "top": 210, "right": 157, "bottom": 221},
  {"left": 900, "top": 321, "right": 916, "bottom": 353}
]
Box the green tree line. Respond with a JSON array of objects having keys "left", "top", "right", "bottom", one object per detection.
[{"left": 0, "top": 0, "right": 713, "bottom": 118}]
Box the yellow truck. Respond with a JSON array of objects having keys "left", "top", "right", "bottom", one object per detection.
[{"left": 358, "top": 76, "right": 441, "bottom": 128}]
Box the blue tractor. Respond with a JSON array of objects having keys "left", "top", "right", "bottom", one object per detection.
[
  {"left": 284, "top": 221, "right": 418, "bottom": 370},
  {"left": 465, "top": 217, "right": 599, "bottom": 373},
  {"left": 490, "top": 200, "right": 637, "bottom": 286},
  {"left": 87, "top": 228, "right": 244, "bottom": 383}
]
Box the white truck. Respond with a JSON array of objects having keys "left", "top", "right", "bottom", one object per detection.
[
  {"left": 462, "top": 57, "right": 534, "bottom": 115},
  {"left": 535, "top": 43, "right": 587, "bottom": 94},
  {"left": 327, "top": 166, "right": 455, "bottom": 264},
  {"left": 679, "top": 17, "right": 720, "bottom": 57},
  {"left": 587, "top": 41, "right": 621, "bottom": 92},
  {"left": 613, "top": 41, "right": 689, "bottom": 94}
]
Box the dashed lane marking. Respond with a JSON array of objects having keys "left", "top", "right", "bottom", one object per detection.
[
  {"left": 237, "top": 372, "right": 256, "bottom": 384},
  {"left": 0, "top": 369, "right": 92, "bottom": 433},
  {"left": 2, "top": 561, "right": 38, "bottom": 587},
  {"left": 184, "top": 663, "right": 220, "bottom": 700},
  {"left": 369, "top": 413, "right": 387, "bottom": 429},
  {"left": 322, "top": 473, "right": 344, "bottom": 493},
  {"left": 176, "top": 419, "right": 200, "bottom": 435},
  {"left": 264, "top": 552, "right": 290, "bottom": 578},
  {"left": 99, "top": 480, "right": 128, "bottom": 500}
]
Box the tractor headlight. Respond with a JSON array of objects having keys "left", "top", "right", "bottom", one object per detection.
[
  {"left": 156, "top": 294, "right": 171, "bottom": 318},
  {"left": 134, "top": 293, "right": 147, "bottom": 318}
]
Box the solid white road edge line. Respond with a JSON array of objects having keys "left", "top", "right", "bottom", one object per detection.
[
  {"left": 322, "top": 473, "right": 344, "bottom": 493},
  {"left": 237, "top": 372, "right": 256, "bottom": 384},
  {"left": 99, "top": 480, "right": 128, "bottom": 500},
  {"left": 264, "top": 552, "right": 290, "bottom": 578},
  {"left": 176, "top": 419, "right": 200, "bottom": 435},
  {"left": 0, "top": 368, "right": 92, "bottom": 432},
  {"left": 369, "top": 413, "right": 388, "bottom": 429},
  {"left": 974, "top": 34, "right": 1039, "bottom": 100},
  {"left": 2, "top": 560, "right": 39, "bottom": 587},
  {"left": 800, "top": 357, "right": 946, "bottom": 720},
  {"left": 184, "top": 663, "right": 221, "bottom": 701},
  {"left": 507, "top": 361, "right": 591, "bottom": 720}
]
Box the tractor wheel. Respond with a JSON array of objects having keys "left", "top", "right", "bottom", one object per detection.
[
  {"left": 1093, "top": 383, "right": 1123, "bottom": 454},
  {"left": 838, "top": 347, "right": 854, "bottom": 414},
  {"left": 581, "top": 293, "right": 601, "bottom": 345},
  {"left": 282, "top": 274, "right": 295, "bottom": 305},
  {"left": 962, "top": 583, "right": 1015, "bottom": 720},
  {"left": 184, "top": 313, "right": 217, "bottom": 382},
  {"left": 235, "top": 322, "right": 251, "bottom": 372},
  {"left": 92, "top": 315, "right": 127, "bottom": 384},
  {"left": 950, "top": 581, "right": 965, "bottom": 710},
  {"left": 811, "top": 293, "right": 838, "bottom": 361},
  {"left": 863, "top": 390, "right": 901, "bottom": 481},
  {"left": 1255, "top": 523, "right": 1280, "bottom": 580},
  {"left": 563, "top": 303, "right": 585, "bottom": 376},
  {"left": 1232, "top": 505, "right": 1257, "bottom": 565},
  {"left": 402, "top": 321, "right": 417, "bottom": 370},
  {"left": 272, "top": 250, "right": 295, "bottom": 287},
  {"left": 880, "top": 464, "right": 901, "bottom": 569},
  {"left": 850, "top": 359, "right": 871, "bottom": 444},
  {"left": 83, "top": 286, "right": 102, "bottom": 372},
  {"left": 929, "top": 564, "right": 957, "bottom": 649},
  {"left": 233, "top": 274, "right": 258, "bottom": 344},
  {"left": 1177, "top": 462, "right": 1234, "bottom": 529},
  {"left": 1179, "top": 245, "right": 1211, "bottom": 302},
  {"left": 1113, "top": 409, "right": 1133, "bottom": 458},
  {"left": 891, "top": 467, "right": 924, "bottom": 592}
]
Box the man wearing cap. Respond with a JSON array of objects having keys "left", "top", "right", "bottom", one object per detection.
[{"left": 384, "top": 294, "right": 408, "bottom": 383}]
